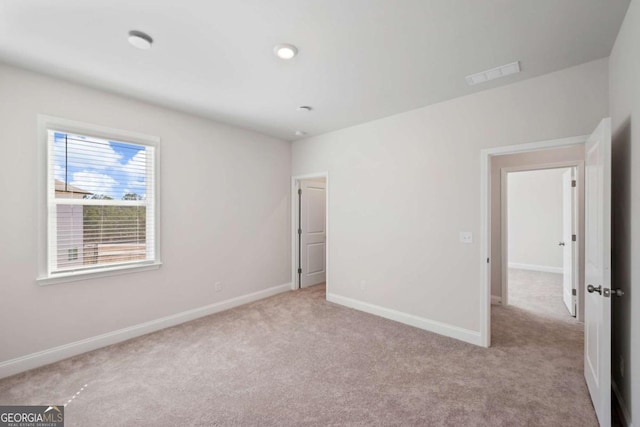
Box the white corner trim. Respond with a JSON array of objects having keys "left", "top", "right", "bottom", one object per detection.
[
  {"left": 491, "top": 295, "right": 502, "bottom": 305},
  {"left": 612, "top": 380, "right": 633, "bottom": 427},
  {"left": 0, "top": 282, "right": 291, "bottom": 380},
  {"left": 508, "top": 263, "right": 563, "bottom": 274},
  {"left": 327, "top": 293, "right": 481, "bottom": 346}
]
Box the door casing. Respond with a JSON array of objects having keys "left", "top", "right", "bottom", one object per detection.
[
  {"left": 480, "top": 135, "right": 588, "bottom": 347},
  {"left": 291, "top": 172, "right": 330, "bottom": 293}
]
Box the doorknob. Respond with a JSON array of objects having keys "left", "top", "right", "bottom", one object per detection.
[
  {"left": 559, "top": 241, "right": 565, "bottom": 246},
  {"left": 587, "top": 284, "right": 602, "bottom": 295}
]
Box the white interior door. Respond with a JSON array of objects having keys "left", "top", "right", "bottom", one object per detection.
[
  {"left": 299, "top": 180, "right": 326, "bottom": 288},
  {"left": 562, "top": 168, "right": 576, "bottom": 316},
  {"left": 584, "top": 118, "right": 612, "bottom": 427}
]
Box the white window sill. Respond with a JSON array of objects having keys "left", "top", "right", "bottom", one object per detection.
[{"left": 37, "top": 261, "right": 162, "bottom": 286}]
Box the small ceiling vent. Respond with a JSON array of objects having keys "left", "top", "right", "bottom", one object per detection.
[{"left": 465, "top": 61, "right": 520, "bottom": 86}]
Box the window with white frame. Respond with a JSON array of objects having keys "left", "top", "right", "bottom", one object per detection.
[{"left": 39, "top": 117, "right": 160, "bottom": 282}]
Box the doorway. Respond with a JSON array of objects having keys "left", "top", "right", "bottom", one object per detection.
[
  {"left": 481, "top": 119, "right": 613, "bottom": 425},
  {"left": 479, "top": 135, "right": 588, "bottom": 347},
  {"left": 291, "top": 173, "right": 329, "bottom": 293},
  {"left": 503, "top": 167, "right": 578, "bottom": 319}
]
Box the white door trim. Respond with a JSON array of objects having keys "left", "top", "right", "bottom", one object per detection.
[
  {"left": 500, "top": 162, "right": 584, "bottom": 316},
  {"left": 291, "top": 172, "right": 329, "bottom": 293},
  {"left": 480, "top": 135, "right": 587, "bottom": 347}
]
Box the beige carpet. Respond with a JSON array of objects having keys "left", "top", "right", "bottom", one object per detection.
[
  {"left": 0, "top": 275, "right": 597, "bottom": 426},
  {"left": 508, "top": 268, "right": 575, "bottom": 321}
]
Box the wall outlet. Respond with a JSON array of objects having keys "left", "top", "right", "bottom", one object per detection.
[
  {"left": 460, "top": 231, "right": 473, "bottom": 243},
  {"left": 620, "top": 355, "right": 624, "bottom": 377},
  {"left": 214, "top": 281, "right": 222, "bottom": 292}
]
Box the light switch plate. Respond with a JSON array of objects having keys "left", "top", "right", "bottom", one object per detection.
[{"left": 460, "top": 232, "right": 473, "bottom": 243}]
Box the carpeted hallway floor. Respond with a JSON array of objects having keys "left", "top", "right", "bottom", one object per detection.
[
  {"left": 508, "top": 268, "right": 575, "bottom": 321},
  {"left": 0, "top": 273, "right": 597, "bottom": 426}
]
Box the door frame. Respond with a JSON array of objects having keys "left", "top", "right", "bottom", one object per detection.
[
  {"left": 480, "top": 135, "right": 587, "bottom": 347},
  {"left": 500, "top": 162, "right": 583, "bottom": 317},
  {"left": 291, "top": 172, "right": 329, "bottom": 293}
]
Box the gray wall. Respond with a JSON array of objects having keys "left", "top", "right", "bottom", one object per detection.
[
  {"left": 293, "top": 58, "right": 608, "bottom": 338},
  {"left": 0, "top": 64, "right": 292, "bottom": 364},
  {"left": 508, "top": 168, "right": 568, "bottom": 271},
  {"left": 610, "top": 0, "right": 640, "bottom": 422}
]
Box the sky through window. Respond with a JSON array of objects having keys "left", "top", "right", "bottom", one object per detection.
[{"left": 52, "top": 131, "right": 147, "bottom": 200}]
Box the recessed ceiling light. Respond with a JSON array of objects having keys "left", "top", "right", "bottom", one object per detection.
[
  {"left": 465, "top": 61, "right": 520, "bottom": 86},
  {"left": 295, "top": 130, "right": 307, "bottom": 136},
  {"left": 128, "top": 30, "right": 153, "bottom": 50},
  {"left": 274, "top": 43, "right": 298, "bottom": 60},
  {"left": 297, "top": 106, "right": 312, "bottom": 112}
]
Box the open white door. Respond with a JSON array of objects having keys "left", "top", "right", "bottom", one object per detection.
[
  {"left": 584, "top": 118, "right": 611, "bottom": 426},
  {"left": 561, "top": 169, "right": 576, "bottom": 316},
  {"left": 299, "top": 180, "right": 326, "bottom": 288}
]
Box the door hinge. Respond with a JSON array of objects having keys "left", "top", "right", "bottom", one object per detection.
[
  {"left": 487, "top": 258, "right": 490, "bottom": 264},
  {"left": 298, "top": 188, "right": 302, "bottom": 195},
  {"left": 571, "top": 180, "right": 577, "bottom": 187},
  {"left": 298, "top": 228, "right": 302, "bottom": 235},
  {"left": 298, "top": 268, "right": 302, "bottom": 274},
  {"left": 572, "top": 289, "right": 576, "bottom": 296},
  {"left": 572, "top": 234, "right": 577, "bottom": 242}
]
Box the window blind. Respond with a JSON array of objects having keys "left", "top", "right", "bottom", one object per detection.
[{"left": 47, "top": 130, "right": 156, "bottom": 274}]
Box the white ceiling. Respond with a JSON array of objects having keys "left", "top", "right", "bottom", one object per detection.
[{"left": 0, "top": 0, "right": 630, "bottom": 141}]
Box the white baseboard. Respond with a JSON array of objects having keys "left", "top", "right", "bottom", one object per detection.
[
  {"left": 612, "top": 380, "right": 633, "bottom": 427},
  {"left": 326, "top": 293, "right": 481, "bottom": 346},
  {"left": 0, "top": 282, "right": 292, "bottom": 380},
  {"left": 491, "top": 295, "right": 502, "bottom": 305},
  {"left": 508, "top": 262, "right": 563, "bottom": 274}
]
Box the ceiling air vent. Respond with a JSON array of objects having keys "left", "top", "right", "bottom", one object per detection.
[{"left": 465, "top": 61, "right": 521, "bottom": 86}]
